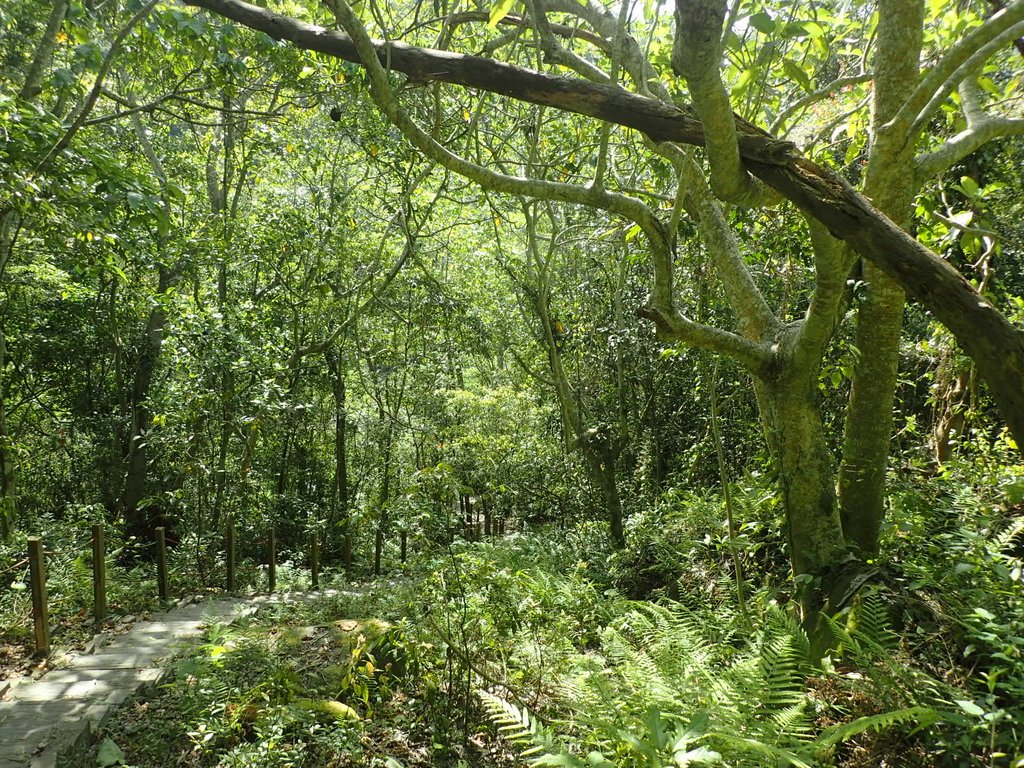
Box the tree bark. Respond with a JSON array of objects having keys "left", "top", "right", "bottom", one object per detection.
[
  {"left": 325, "top": 347, "right": 352, "bottom": 570},
  {"left": 0, "top": 325, "right": 14, "bottom": 539},
  {"left": 184, "top": 0, "right": 1024, "bottom": 457},
  {"left": 18, "top": 0, "right": 70, "bottom": 101},
  {"left": 759, "top": 371, "right": 847, "bottom": 617},
  {"left": 120, "top": 265, "right": 175, "bottom": 540},
  {"left": 839, "top": 0, "right": 924, "bottom": 554}
]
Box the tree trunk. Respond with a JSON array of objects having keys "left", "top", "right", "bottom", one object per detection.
[
  {"left": 591, "top": 447, "right": 625, "bottom": 547},
  {"left": 120, "top": 265, "right": 175, "bottom": 540},
  {"left": 838, "top": 266, "right": 904, "bottom": 554},
  {"left": 838, "top": 0, "right": 923, "bottom": 555},
  {"left": 326, "top": 348, "right": 352, "bottom": 569},
  {"left": 18, "top": 0, "right": 70, "bottom": 101},
  {"left": 760, "top": 374, "right": 847, "bottom": 619},
  {"left": 932, "top": 344, "right": 972, "bottom": 463},
  {"left": 212, "top": 261, "right": 232, "bottom": 530},
  {"left": 0, "top": 325, "right": 15, "bottom": 539},
  {"left": 374, "top": 415, "right": 394, "bottom": 575}
]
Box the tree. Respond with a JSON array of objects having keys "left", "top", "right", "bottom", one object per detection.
[{"left": 182, "top": 0, "right": 1024, "bottom": 620}]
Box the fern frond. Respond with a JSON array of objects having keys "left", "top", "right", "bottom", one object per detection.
[
  {"left": 478, "top": 690, "right": 564, "bottom": 761},
  {"left": 813, "top": 705, "right": 946, "bottom": 750},
  {"left": 771, "top": 702, "right": 813, "bottom": 740},
  {"left": 711, "top": 734, "right": 813, "bottom": 768},
  {"left": 848, "top": 591, "right": 898, "bottom": 654},
  {"left": 993, "top": 518, "right": 1024, "bottom": 554}
]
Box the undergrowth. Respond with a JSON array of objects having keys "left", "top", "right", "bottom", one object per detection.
[{"left": 79, "top": 466, "right": 1024, "bottom": 767}]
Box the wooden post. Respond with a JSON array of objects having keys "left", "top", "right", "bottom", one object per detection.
[
  {"left": 28, "top": 537, "right": 50, "bottom": 656},
  {"left": 155, "top": 527, "right": 168, "bottom": 602},
  {"left": 310, "top": 532, "right": 320, "bottom": 589},
  {"left": 484, "top": 497, "right": 492, "bottom": 537},
  {"left": 92, "top": 523, "right": 106, "bottom": 622},
  {"left": 226, "top": 518, "right": 236, "bottom": 593},
  {"left": 268, "top": 526, "right": 276, "bottom": 593},
  {"left": 400, "top": 530, "right": 407, "bottom": 563}
]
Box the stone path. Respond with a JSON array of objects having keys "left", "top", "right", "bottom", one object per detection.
[{"left": 0, "top": 590, "right": 351, "bottom": 768}]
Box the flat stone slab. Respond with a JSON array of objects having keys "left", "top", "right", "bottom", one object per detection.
[{"left": 62, "top": 650, "right": 168, "bottom": 670}]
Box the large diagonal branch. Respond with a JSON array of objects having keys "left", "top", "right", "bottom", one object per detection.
[{"left": 183, "top": 0, "right": 1024, "bottom": 452}]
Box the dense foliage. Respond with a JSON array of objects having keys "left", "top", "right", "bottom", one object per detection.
[{"left": 2, "top": 0, "right": 1024, "bottom": 764}]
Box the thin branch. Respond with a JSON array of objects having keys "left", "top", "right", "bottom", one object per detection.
[
  {"left": 915, "top": 78, "right": 1024, "bottom": 181},
  {"left": 793, "top": 220, "right": 855, "bottom": 370},
  {"left": 888, "top": 1, "right": 1024, "bottom": 144},
  {"left": 286, "top": 164, "right": 437, "bottom": 365},
  {"left": 770, "top": 73, "right": 873, "bottom": 136},
  {"left": 35, "top": 0, "right": 160, "bottom": 174},
  {"left": 328, "top": 0, "right": 670, "bottom": 258},
  {"left": 672, "top": 0, "right": 778, "bottom": 207}
]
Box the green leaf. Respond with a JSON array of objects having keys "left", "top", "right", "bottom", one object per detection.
[
  {"left": 294, "top": 698, "right": 361, "bottom": 721},
  {"left": 802, "top": 21, "right": 825, "bottom": 39},
  {"left": 956, "top": 700, "right": 986, "bottom": 717},
  {"left": 674, "top": 746, "right": 722, "bottom": 766},
  {"left": 748, "top": 12, "right": 775, "bottom": 34},
  {"left": 959, "top": 175, "right": 980, "bottom": 197},
  {"left": 733, "top": 67, "right": 758, "bottom": 95},
  {"left": 531, "top": 755, "right": 586, "bottom": 767},
  {"left": 782, "top": 59, "right": 812, "bottom": 92},
  {"left": 96, "top": 737, "right": 125, "bottom": 767},
  {"left": 487, "top": 0, "right": 516, "bottom": 28}
]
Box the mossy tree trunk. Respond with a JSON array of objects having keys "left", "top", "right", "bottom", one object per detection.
[{"left": 838, "top": 0, "right": 924, "bottom": 555}]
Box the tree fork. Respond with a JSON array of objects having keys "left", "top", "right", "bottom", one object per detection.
[{"left": 185, "top": 0, "right": 1024, "bottom": 451}]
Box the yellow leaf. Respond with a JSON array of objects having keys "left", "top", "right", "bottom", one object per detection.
[
  {"left": 462, "top": 109, "right": 470, "bottom": 121},
  {"left": 56, "top": 31, "right": 68, "bottom": 43},
  {"left": 487, "top": 0, "right": 516, "bottom": 28},
  {"left": 295, "top": 698, "right": 361, "bottom": 722},
  {"left": 365, "top": 660, "right": 375, "bottom": 675}
]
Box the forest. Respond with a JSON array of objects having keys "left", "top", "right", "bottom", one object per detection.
[{"left": 2, "top": 0, "right": 1024, "bottom": 765}]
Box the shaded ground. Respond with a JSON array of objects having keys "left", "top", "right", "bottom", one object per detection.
[{"left": 86, "top": 591, "right": 515, "bottom": 768}]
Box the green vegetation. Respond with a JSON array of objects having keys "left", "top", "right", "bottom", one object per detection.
[
  {"left": 3, "top": 0, "right": 1024, "bottom": 764},
  {"left": 86, "top": 481, "right": 1024, "bottom": 767}
]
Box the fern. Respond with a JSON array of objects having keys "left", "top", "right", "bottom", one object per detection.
[
  {"left": 478, "top": 690, "right": 567, "bottom": 762},
  {"left": 847, "top": 591, "right": 899, "bottom": 654},
  {"left": 993, "top": 518, "right": 1024, "bottom": 555},
  {"left": 812, "top": 705, "right": 946, "bottom": 751}
]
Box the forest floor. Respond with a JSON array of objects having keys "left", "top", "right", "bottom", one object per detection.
[
  {"left": 0, "top": 594, "right": 245, "bottom": 767},
  {"left": 81, "top": 582, "right": 515, "bottom": 768}
]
